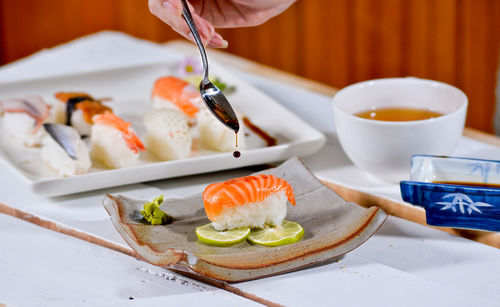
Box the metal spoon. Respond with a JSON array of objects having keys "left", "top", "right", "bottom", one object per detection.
[{"left": 180, "top": 0, "right": 240, "bottom": 133}]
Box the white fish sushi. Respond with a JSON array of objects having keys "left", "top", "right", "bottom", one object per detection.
[
  {"left": 0, "top": 96, "right": 50, "bottom": 147},
  {"left": 90, "top": 112, "right": 145, "bottom": 169},
  {"left": 196, "top": 104, "right": 245, "bottom": 152},
  {"left": 41, "top": 123, "right": 91, "bottom": 176},
  {"left": 54, "top": 92, "right": 112, "bottom": 136},
  {"left": 144, "top": 109, "right": 192, "bottom": 160}
]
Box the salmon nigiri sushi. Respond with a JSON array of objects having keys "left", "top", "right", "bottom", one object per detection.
[
  {"left": 202, "top": 174, "right": 295, "bottom": 231},
  {"left": 0, "top": 96, "right": 51, "bottom": 147},
  {"left": 151, "top": 76, "right": 202, "bottom": 119},
  {"left": 90, "top": 112, "right": 145, "bottom": 169}
]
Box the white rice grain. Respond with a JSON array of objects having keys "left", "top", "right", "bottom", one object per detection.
[
  {"left": 144, "top": 109, "right": 192, "bottom": 160},
  {"left": 41, "top": 131, "right": 91, "bottom": 176},
  {"left": 211, "top": 192, "right": 287, "bottom": 230}
]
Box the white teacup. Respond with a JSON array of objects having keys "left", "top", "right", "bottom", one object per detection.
[{"left": 332, "top": 77, "right": 468, "bottom": 182}]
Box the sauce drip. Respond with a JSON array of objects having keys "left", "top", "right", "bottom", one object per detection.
[
  {"left": 433, "top": 181, "right": 500, "bottom": 188},
  {"left": 233, "top": 131, "right": 240, "bottom": 158},
  {"left": 242, "top": 117, "right": 277, "bottom": 146}
]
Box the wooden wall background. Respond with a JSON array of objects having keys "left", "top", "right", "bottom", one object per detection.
[{"left": 1, "top": 0, "right": 499, "bottom": 132}]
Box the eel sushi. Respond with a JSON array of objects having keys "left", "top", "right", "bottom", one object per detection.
[
  {"left": 41, "top": 123, "right": 91, "bottom": 176},
  {"left": 90, "top": 112, "right": 145, "bottom": 169},
  {"left": 151, "top": 76, "right": 201, "bottom": 120},
  {"left": 54, "top": 92, "right": 112, "bottom": 136},
  {"left": 143, "top": 109, "right": 192, "bottom": 161},
  {"left": 0, "top": 96, "right": 51, "bottom": 147},
  {"left": 202, "top": 174, "right": 295, "bottom": 230}
]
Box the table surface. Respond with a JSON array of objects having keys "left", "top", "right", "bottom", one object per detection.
[{"left": 1, "top": 36, "right": 499, "bottom": 307}]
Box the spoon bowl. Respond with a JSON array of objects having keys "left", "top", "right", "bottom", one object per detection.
[
  {"left": 181, "top": 0, "right": 240, "bottom": 133},
  {"left": 200, "top": 80, "right": 239, "bottom": 132}
]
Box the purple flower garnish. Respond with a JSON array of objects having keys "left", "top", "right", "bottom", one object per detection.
[{"left": 178, "top": 57, "right": 203, "bottom": 78}]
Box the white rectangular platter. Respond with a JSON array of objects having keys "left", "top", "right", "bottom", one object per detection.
[{"left": 0, "top": 58, "right": 325, "bottom": 196}]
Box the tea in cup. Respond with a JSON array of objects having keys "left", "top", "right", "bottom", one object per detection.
[{"left": 332, "top": 77, "right": 468, "bottom": 182}]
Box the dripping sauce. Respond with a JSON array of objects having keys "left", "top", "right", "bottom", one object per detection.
[{"left": 233, "top": 131, "right": 241, "bottom": 158}]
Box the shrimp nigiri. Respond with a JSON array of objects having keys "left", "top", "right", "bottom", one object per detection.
[
  {"left": 90, "top": 112, "right": 145, "bottom": 169},
  {"left": 203, "top": 174, "right": 295, "bottom": 231},
  {"left": 0, "top": 96, "right": 51, "bottom": 146},
  {"left": 151, "top": 76, "right": 201, "bottom": 119}
]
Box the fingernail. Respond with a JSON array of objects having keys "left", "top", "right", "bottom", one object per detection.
[{"left": 208, "top": 35, "right": 228, "bottom": 48}]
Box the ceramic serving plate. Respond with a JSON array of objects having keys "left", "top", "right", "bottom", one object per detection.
[
  {"left": 103, "top": 157, "right": 387, "bottom": 282},
  {"left": 400, "top": 155, "right": 500, "bottom": 231},
  {"left": 0, "top": 58, "right": 325, "bottom": 196}
]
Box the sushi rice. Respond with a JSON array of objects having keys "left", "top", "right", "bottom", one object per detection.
[
  {"left": 210, "top": 192, "right": 288, "bottom": 231},
  {"left": 0, "top": 96, "right": 51, "bottom": 147},
  {"left": 196, "top": 104, "right": 246, "bottom": 152},
  {"left": 90, "top": 112, "right": 145, "bottom": 169},
  {"left": 41, "top": 126, "right": 91, "bottom": 176},
  {"left": 2, "top": 113, "right": 47, "bottom": 147},
  {"left": 144, "top": 109, "right": 192, "bottom": 160}
]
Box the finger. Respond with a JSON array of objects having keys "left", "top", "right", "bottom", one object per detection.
[
  {"left": 207, "top": 32, "right": 229, "bottom": 48},
  {"left": 189, "top": 9, "right": 216, "bottom": 45},
  {"left": 149, "top": 0, "right": 219, "bottom": 47},
  {"left": 149, "top": 0, "right": 182, "bottom": 28}
]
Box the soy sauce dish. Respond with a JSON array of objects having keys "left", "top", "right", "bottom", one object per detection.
[{"left": 400, "top": 155, "right": 500, "bottom": 231}]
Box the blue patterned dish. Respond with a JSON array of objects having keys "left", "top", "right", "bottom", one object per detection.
[{"left": 400, "top": 155, "right": 500, "bottom": 231}]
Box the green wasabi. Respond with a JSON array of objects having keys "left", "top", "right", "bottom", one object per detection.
[{"left": 140, "top": 195, "right": 171, "bottom": 225}]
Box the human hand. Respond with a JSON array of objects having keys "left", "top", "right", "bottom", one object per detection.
[{"left": 149, "top": 0, "right": 296, "bottom": 48}]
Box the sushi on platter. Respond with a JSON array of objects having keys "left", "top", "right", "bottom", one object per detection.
[
  {"left": 41, "top": 123, "right": 91, "bottom": 176},
  {"left": 90, "top": 112, "right": 145, "bottom": 169},
  {"left": 151, "top": 76, "right": 202, "bottom": 120},
  {"left": 143, "top": 109, "right": 192, "bottom": 161},
  {"left": 0, "top": 96, "right": 51, "bottom": 147},
  {"left": 54, "top": 92, "right": 112, "bottom": 136},
  {"left": 202, "top": 174, "right": 295, "bottom": 231},
  {"left": 196, "top": 104, "right": 245, "bottom": 152}
]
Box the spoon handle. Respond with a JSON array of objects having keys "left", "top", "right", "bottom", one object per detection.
[{"left": 180, "top": 0, "right": 209, "bottom": 81}]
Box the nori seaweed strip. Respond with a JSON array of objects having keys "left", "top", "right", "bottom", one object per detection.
[{"left": 65, "top": 96, "right": 93, "bottom": 126}]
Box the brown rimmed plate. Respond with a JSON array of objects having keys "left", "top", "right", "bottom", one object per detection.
[{"left": 103, "top": 157, "right": 386, "bottom": 282}]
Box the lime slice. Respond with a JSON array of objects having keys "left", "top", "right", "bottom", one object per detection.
[
  {"left": 248, "top": 220, "right": 304, "bottom": 247},
  {"left": 196, "top": 223, "right": 250, "bottom": 246}
]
